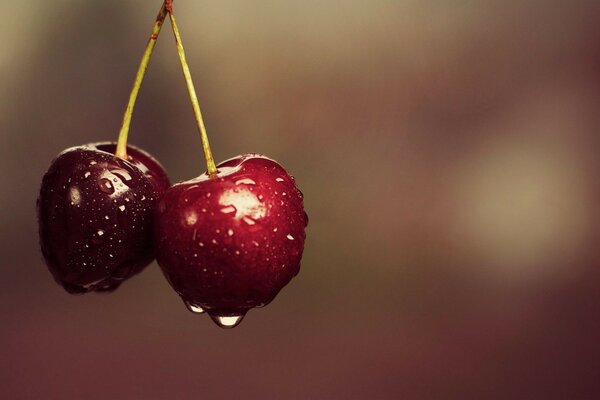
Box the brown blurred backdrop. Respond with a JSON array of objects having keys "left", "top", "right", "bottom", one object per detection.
[{"left": 2, "top": 0, "right": 600, "bottom": 398}]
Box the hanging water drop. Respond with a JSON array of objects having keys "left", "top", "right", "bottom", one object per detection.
[
  {"left": 184, "top": 300, "right": 205, "bottom": 314},
  {"left": 209, "top": 313, "right": 245, "bottom": 329}
]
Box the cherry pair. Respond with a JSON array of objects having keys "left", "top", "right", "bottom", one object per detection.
[{"left": 37, "top": 1, "right": 307, "bottom": 328}]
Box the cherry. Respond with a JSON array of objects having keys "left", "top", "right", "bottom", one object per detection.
[
  {"left": 37, "top": 2, "right": 172, "bottom": 294},
  {"left": 38, "top": 142, "right": 170, "bottom": 293},
  {"left": 148, "top": 3, "right": 308, "bottom": 328},
  {"left": 154, "top": 154, "right": 307, "bottom": 327}
]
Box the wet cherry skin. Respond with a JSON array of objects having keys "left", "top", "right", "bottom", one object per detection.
[
  {"left": 154, "top": 154, "right": 308, "bottom": 328},
  {"left": 37, "top": 142, "right": 170, "bottom": 294}
]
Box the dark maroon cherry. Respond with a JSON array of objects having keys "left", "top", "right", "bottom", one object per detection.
[
  {"left": 154, "top": 154, "right": 308, "bottom": 328},
  {"left": 37, "top": 142, "right": 170, "bottom": 294}
]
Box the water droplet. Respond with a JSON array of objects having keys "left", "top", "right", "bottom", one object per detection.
[
  {"left": 276, "top": 177, "right": 285, "bottom": 182},
  {"left": 99, "top": 179, "right": 114, "bottom": 194},
  {"left": 287, "top": 234, "right": 295, "bottom": 240},
  {"left": 90, "top": 161, "right": 97, "bottom": 166},
  {"left": 220, "top": 205, "right": 237, "bottom": 214},
  {"left": 212, "top": 239, "right": 218, "bottom": 245},
  {"left": 206, "top": 193, "right": 212, "bottom": 198},
  {"left": 258, "top": 194, "right": 264, "bottom": 201},
  {"left": 252, "top": 240, "right": 259, "bottom": 247},
  {"left": 273, "top": 228, "right": 278, "bottom": 232},
  {"left": 185, "top": 211, "right": 198, "bottom": 225},
  {"left": 104, "top": 215, "right": 109, "bottom": 220},
  {"left": 92, "top": 229, "right": 106, "bottom": 244},
  {"left": 209, "top": 313, "right": 245, "bottom": 329},
  {"left": 119, "top": 205, "right": 126, "bottom": 212},
  {"left": 69, "top": 187, "right": 81, "bottom": 205},
  {"left": 84, "top": 171, "right": 91, "bottom": 178},
  {"left": 227, "top": 229, "right": 234, "bottom": 236},
  {"left": 184, "top": 301, "right": 205, "bottom": 314},
  {"left": 235, "top": 178, "right": 256, "bottom": 186},
  {"left": 199, "top": 242, "right": 205, "bottom": 247},
  {"left": 282, "top": 192, "right": 287, "bottom": 196},
  {"left": 242, "top": 217, "right": 256, "bottom": 226}
]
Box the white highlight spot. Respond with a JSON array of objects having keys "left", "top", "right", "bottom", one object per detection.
[{"left": 69, "top": 187, "right": 81, "bottom": 205}]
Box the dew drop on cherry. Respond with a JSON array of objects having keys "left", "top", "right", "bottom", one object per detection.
[
  {"left": 220, "top": 205, "right": 236, "bottom": 214},
  {"left": 92, "top": 230, "right": 106, "bottom": 244},
  {"left": 242, "top": 216, "right": 256, "bottom": 226}
]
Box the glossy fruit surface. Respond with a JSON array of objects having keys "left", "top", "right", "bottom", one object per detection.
[
  {"left": 154, "top": 154, "right": 308, "bottom": 327},
  {"left": 38, "top": 142, "right": 169, "bottom": 294}
]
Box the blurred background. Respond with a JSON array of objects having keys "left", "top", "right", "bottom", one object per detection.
[{"left": 2, "top": 0, "right": 600, "bottom": 398}]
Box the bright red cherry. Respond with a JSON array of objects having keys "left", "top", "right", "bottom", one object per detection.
[
  {"left": 38, "top": 142, "right": 170, "bottom": 294},
  {"left": 154, "top": 154, "right": 308, "bottom": 328}
]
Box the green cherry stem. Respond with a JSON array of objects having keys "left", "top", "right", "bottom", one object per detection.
[
  {"left": 115, "top": 2, "right": 169, "bottom": 160},
  {"left": 166, "top": 1, "right": 218, "bottom": 176}
]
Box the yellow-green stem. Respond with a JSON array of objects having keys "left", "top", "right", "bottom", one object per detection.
[
  {"left": 167, "top": 4, "right": 218, "bottom": 176},
  {"left": 115, "top": 2, "right": 168, "bottom": 160}
]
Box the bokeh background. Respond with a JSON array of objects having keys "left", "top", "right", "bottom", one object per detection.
[{"left": 2, "top": 0, "right": 600, "bottom": 398}]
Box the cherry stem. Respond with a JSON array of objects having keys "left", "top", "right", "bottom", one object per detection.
[
  {"left": 167, "top": 3, "right": 218, "bottom": 176},
  {"left": 115, "top": 2, "right": 169, "bottom": 160}
]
